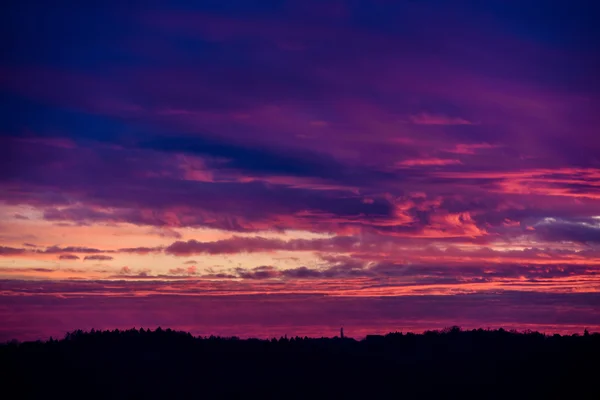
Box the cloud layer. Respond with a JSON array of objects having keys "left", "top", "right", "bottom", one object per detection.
[{"left": 2, "top": 0, "right": 599, "bottom": 340}]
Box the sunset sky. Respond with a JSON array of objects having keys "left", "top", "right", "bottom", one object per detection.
[{"left": 2, "top": 0, "right": 600, "bottom": 341}]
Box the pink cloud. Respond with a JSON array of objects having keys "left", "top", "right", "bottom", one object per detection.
[{"left": 445, "top": 143, "right": 500, "bottom": 154}]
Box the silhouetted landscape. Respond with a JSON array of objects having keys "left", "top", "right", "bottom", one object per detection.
[{"left": 3, "top": 327, "right": 600, "bottom": 399}]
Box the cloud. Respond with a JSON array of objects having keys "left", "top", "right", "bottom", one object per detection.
[
  {"left": 534, "top": 217, "right": 600, "bottom": 244},
  {"left": 111, "top": 266, "right": 152, "bottom": 278},
  {"left": 139, "top": 135, "right": 361, "bottom": 183},
  {"left": 1, "top": 244, "right": 162, "bottom": 258},
  {"left": 83, "top": 255, "right": 114, "bottom": 261},
  {"left": 397, "top": 158, "right": 462, "bottom": 167},
  {"left": 445, "top": 143, "right": 499, "bottom": 155},
  {"left": 165, "top": 236, "right": 360, "bottom": 256},
  {"left": 18, "top": 172, "right": 396, "bottom": 232},
  {"left": 280, "top": 266, "right": 324, "bottom": 279},
  {"left": 148, "top": 227, "right": 182, "bottom": 239},
  {"left": 43, "top": 246, "right": 103, "bottom": 254},
  {"left": 0, "top": 246, "right": 27, "bottom": 256},
  {"left": 409, "top": 113, "right": 473, "bottom": 125},
  {"left": 168, "top": 266, "right": 198, "bottom": 275},
  {"left": 59, "top": 254, "right": 80, "bottom": 260},
  {"left": 168, "top": 268, "right": 186, "bottom": 275},
  {"left": 235, "top": 266, "right": 280, "bottom": 280},
  {"left": 117, "top": 247, "right": 163, "bottom": 254},
  {"left": 0, "top": 267, "right": 55, "bottom": 274}
]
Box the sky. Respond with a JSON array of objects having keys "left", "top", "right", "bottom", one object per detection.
[{"left": 1, "top": 0, "right": 600, "bottom": 341}]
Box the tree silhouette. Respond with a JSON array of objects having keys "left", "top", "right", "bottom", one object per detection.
[{"left": 2, "top": 327, "right": 599, "bottom": 399}]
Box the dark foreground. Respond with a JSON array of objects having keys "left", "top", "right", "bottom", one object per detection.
[{"left": 2, "top": 327, "right": 600, "bottom": 399}]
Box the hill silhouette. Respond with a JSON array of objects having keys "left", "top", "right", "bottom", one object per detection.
[{"left": 2, "top": 327, "right": 599, "bottom": 399}]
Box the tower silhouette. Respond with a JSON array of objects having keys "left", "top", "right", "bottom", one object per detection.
[{"left": 340, "top": 327, "right": 344, "bottom": 339}]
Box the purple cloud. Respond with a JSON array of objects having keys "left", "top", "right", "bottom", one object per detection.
[
  {"left": 0, "top": 246, "right": 27, "bottom": 256},
  {"left": 1, "top": 0, "right": 599, "bottom": 339},
  {"left": 83, "top": 255, "right": 114, "bottom": 261}
]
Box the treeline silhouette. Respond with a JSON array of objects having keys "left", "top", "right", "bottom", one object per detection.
[{"left": 2, "top": 327, "right": 600, "bottom": 399}]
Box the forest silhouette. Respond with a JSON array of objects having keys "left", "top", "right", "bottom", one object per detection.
[{"left": 3, "top": 326, "right": 600, "bottom": 399}]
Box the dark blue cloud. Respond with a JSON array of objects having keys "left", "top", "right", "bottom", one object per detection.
[{"left": 140, "top": 135, "right": 396, "bottom": 186}]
